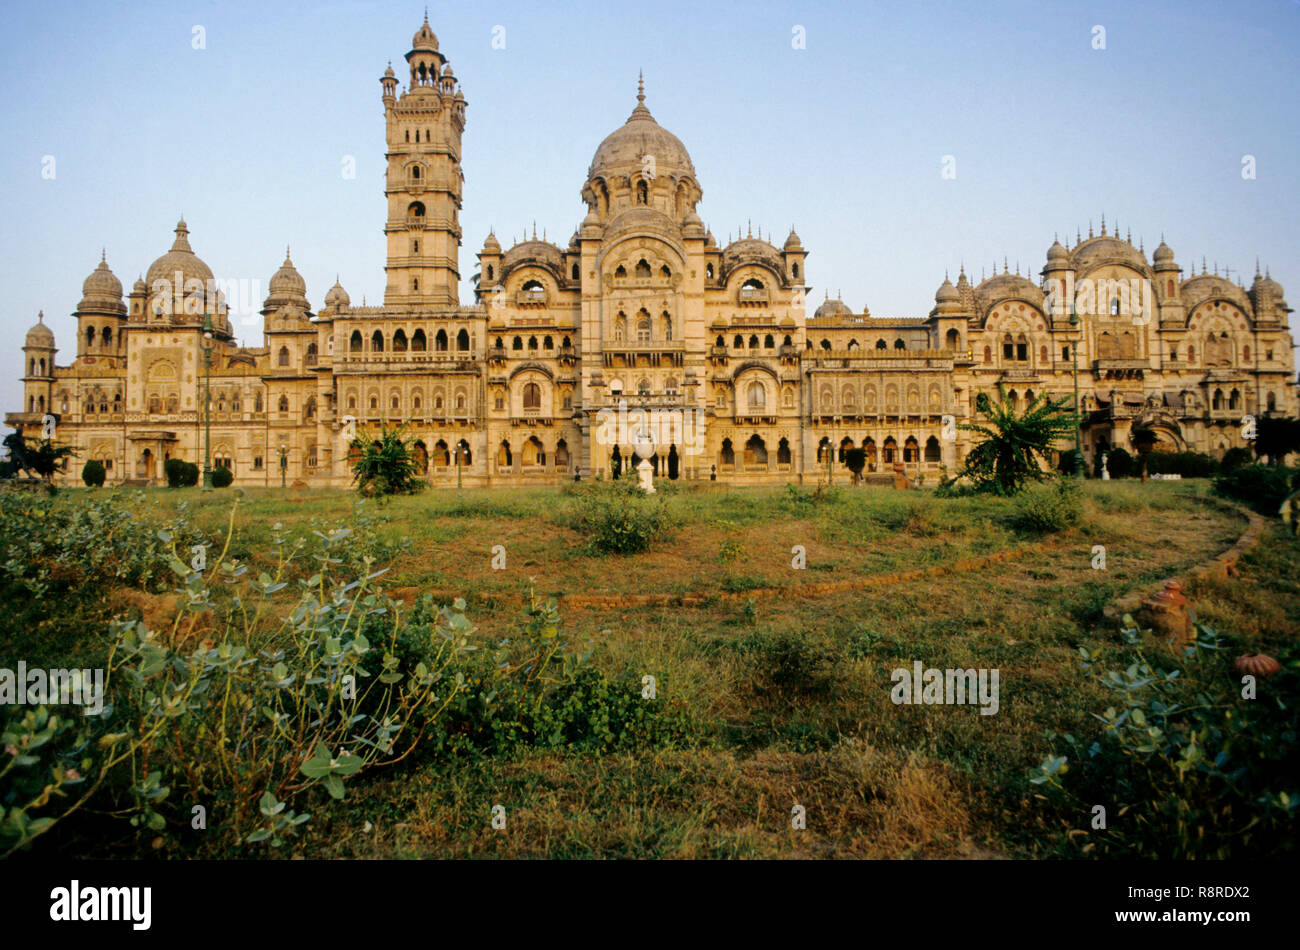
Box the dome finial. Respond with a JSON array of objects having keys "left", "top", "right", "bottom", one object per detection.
[
  {"left": 101, "top": 247, "right": 107, "bottom": 263},
  {"left": 1100, "top": 213, "right": 1106, "bottom": 236},
  {"left": 38, "top": 310, "right": 44, "bottom": 323},
  {"left": 637, "top": 70, "right": 644, "bottom": 104}
]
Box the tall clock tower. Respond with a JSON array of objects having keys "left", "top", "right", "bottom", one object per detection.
[{"left": 381, "top": 15, "right": 467, "bottom": 308}]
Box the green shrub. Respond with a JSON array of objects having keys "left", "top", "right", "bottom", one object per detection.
[
  {"left": 1219, "top": 447, "right": 1253, "bottom": 472},
  {"left": 349, "top": 421, "right": 423, "bottom": 496},
  {"left": 81, "top": 459, "right": 106, "bottom": 487},
  {"left": 1146, "top": 451, "right": 1219, "bottom": 478},
  {"left": 1098, "top": 447, "right": 1133, "bottom": 479},
  {"left": 1014, "top": 478, "right": 1082, "bottom": 533},
  {"left": 164, "top": 458, "right": 198, "bottom": 488},
  {"left": 1214, "top": 464, "right": 1299, "bottom": 514},
  {"left": 1056, "top": 449, "right": 1084, "bottom": 475},
  {"left": 211, "top": 466, "right": 233, "bottom": 488},
  {"left": 734, "top": 630, "right": 843, "bottom": 700},
  {"left": 567, "top": 479, "right": 676, "bottom": 554},
  {"left": 1031, "top": 619, "right": 1299, "bottom": 858}
]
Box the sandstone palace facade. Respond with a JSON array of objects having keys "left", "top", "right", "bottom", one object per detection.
[{"left": 8, "top": 17, "right": 1298, "bottom": 487}]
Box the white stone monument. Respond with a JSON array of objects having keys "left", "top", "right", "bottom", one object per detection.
[
  {"left": 1100, "top": 452, "right": 1110, "bottom": 480},
  {"left": 634, "top": 431, "right": 656, "bottom": 494}
]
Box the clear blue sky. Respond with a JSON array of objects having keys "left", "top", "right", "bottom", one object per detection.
[{"left": 2, "top": 0, "right": 1298, "bottom": 414}]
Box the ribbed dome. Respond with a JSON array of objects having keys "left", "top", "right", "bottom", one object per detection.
[
  {"left": 25, "top": 311, "right": 54, "bottom": 348},
  {"left": 482, "top": 230, "right": 501, "bottom": 252},
  {"left": 935, "top": 277, "right": 959, "bottom": 305},
  {"left": 1046, "top": 239, "right": 1068, "bottom": 263},
  {"left": 78, "top": 254, "right": 126, "bottom": 314},
  {"left": 145, "top": 219, "right": 214, "bottom": 292},
  {"left": 588, "top": 80, "right": 694, "bottom": 183},
  {"left": 411, "top": 16, "right": 438, "bottom": 52},
  {"left": 324, "top": 278, "right": 350, "bottom": 309},
  {"left": 814, "top": 296, "right": 852, "bottom": 319},
  {"left": 1152, "top": 240, "right": 1175, "bottom": 264},
  {"left": 784, "top": 228, "right": 803, "bottom": 251},
  {"left": 264, "top": 249, "right": 310, "bottom": 310}
]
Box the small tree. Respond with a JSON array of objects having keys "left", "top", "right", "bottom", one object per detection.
[
  {"left": 954, "top": 386, "right": 1078, "bottom": 495},
  {"left": 165, "top": 458, "right": 199, "bottom": 488},
  {"left": 82, "top": 459, "right": 106, "bottom": 487},
  {"left": 2, "top": 431, "right": 74, "bottom": 484},
  {"left": 844, "top": 447, "right": 866, "bottom": 485},
  {"left": 212, "top": 466, "right": 234, "bottom": 488},
  {"left": 1104, "top": 447, "right": 1134, "bottom": 479},
  {"left": 349, "top": 421, "right": 421, "bottom": 496},
  {"left": 1255, "top": 416, "right": 1300, "bottom": 466}
]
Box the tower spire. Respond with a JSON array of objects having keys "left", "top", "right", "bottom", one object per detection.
[{"left": 637, "top": 70, "right": 644, "bottom": 104}]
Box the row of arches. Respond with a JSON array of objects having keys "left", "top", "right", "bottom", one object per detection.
[
  {"left": 81, "top": 324, "right": 118, "bottom": 352},
  {"left": 718, "top": 435, "right": 793, "bottom": 469},
  {"left": 814, "top": 435, "right": 942, "bottom": 468},
  {"left": 494, "top": 437, "right": 570, "bottom": 471},
  {"left": 343, "top": 388, "right": 469, "bottom": 415},
  {"left": 613, "top": 309, "right": 673, "bottom": 343},
  {"left": 818, "top": 383, "right": 945, "bottom": 414},
  {"left": 495, "top": 334, "right": 573, "bottom": 352},
  {"left": 811, "top": 338, "right": 911, "bottom": 352},
  {"left": 348, "top": 327, "right": 471, "bottom": 354},
  {"left": 717, "top": 333, "right": 794, "bottom": 350}
]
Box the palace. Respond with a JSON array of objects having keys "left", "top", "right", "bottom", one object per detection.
[{"left": 7, "top": 16, "right": 1297, "bottom": 487}]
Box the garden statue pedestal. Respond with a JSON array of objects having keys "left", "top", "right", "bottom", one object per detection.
[
  {"left": 637, "top": 458, "right": 655, "bottom": 494},
  {"left": 892, "top": 462, "right": 910, "bottom": 491},
  {"left": 1101, "top": 452, "right": 1110, "bottom": 480}
]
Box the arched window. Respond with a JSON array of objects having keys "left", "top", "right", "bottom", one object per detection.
[
  {"left": 306, "top": 342, "right": 318, "bottom": 365},
  {"left": 792, "top": 262, "right": 800, "bottom": 279},
  {"left": 777, "top": 438, "right": 791, "bottom": 464},
  {"left": 882, "top": 437, "right": 897, "bottom": 463},
  {"left": 278, "top": 346, "right": 290, "bottom": 367},
  {"left": 497, "top": 440, "right": 512, "bottom": 468},
  {"left": 946, "top": 328, "right": 960, "bottom": 350},
  {"left": 350, "top": 330, "right": 363, "bottom": 352},
  {"left": 457, "top": 440, "right": 472, "bottom": 466},
  {"left": 636, "top": 313, "right": 651, "bottom": 343},
  {"left": 765, "top": 334, "right": 775, "bottom": 349},
  {"left": 102, "top": 326, "right": 112, "bottom": 346},
  {"left": 523, "top": 382, "right": 542, "bottom": 409},
  {"left": 720, "top": 438, "right": 735, "bottom": 467},
  {"left": 528, "top": 335, "right": 538, "bottom": 351},
  {"left": 1040, "top": 344, "right": 1048, "bottom": 363},
  {"left": 391, "top": 393, "right": 400, "bottom": 410},
  {"left": 744, "top": 435, "right": 768, "bottom": 466},
  {"left": 734, "top": 334, "right": 744, "bottom": 349},
  {"left": 1212, "top": 389, "right": 1224, "bottom": 410},
  {"left": 925, "top": 436, "right": 941, "bottom": 462},
  {"left": 412, "top": 329, "right": 427, "bottom": 351},
  {"left": 1267, "top": 391, "right": 1277, "bottom": 412},
  {"left": 904, "top": 437, "right": 920, "bottom": 463},
  {"left": 706, "top": 263, "right": 714, "bottom": 279},
  {"left": 407, "top": 201, "right": 425, "bottom": 221},
  {"left": 614, "top": 315, "right": 626, "bottom": 342},
  {"left": 544, "top": 335, "right": 553, "bottom": 350},
  {"left": 1229, "top": 389, "right": 1241, "bottom": 410},
  {"left": 278, "top": 395, "right": 289, "bottom": 412},
  {"left": 662, "top": 313, "right": 672, "bottom": 341},
  {"left": 636, "top": 180, "right": 648, "bottom": 205},
  {"left": 511, "top": 335, "right": 522, "bottom": 350},
  {"left": 393, "top": 329, "right": 408, "bottom": 352},
  {"left": 635, "top": 259, "right": 651, "bottom": 278},
  {"left": 255, "top": 391, "right": 264, "bottom": 412},
  {"left": 371, "top": 330, "right": 384, "bottom": 352},
  {"left": 304, "top": 396, "right": 316, "bottom": 420},
  {"left": 894, "top": 338, "right": 906, "bottom": 350},
  {"left": 615, "top": 265, "right": 627, "bottom": 278},
  {"left": 876, "top": 339, "right": 888, "bottom": 350},
  {"left": 747, "top": 381, "right": 766, "bottom": 411},
  {"left": 571, "top": 263, "right": 579, "bottom": 280},
  {"left": 660, "top": 265, "right": 671, "bottom": 279}
]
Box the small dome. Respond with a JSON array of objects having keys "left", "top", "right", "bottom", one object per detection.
[
  {"left": 813, "top": 296, "right": 852, "bottom": 320},
  {"left": 383, "top": 62, "right": 395, "bottom": 79},
  {"left": 25, "top": 311, "right": 54, "bottom": 348},
  {"left": 705, "top": 230, "right": 717, "bottom": 248},
  {"left": 133, "top": 275, "right": 146, "bottom": 294},
  {"left": 1153, "top": 240, "right": 1175, "bottom": 264},
  {"left": 1047, "top": 239, "right": 1068, "bottom": 263},
  {"left": 568, "top": 230, "right": 580, "bottom": 248},
  {"left": 264, "top": 249, "right": 310, "bottom": 310},
  {"left": 324, "top": 278, "right": 350, "bottom": 309},
  {"left": 411, "top": 16, "right": 438, "bottom": 52},
  {"left": 935, "top": 277, "right": 959, "bottom": 305},
  {"left": 78, "top": 254, "right": 126, "bottom": 314},
  {"left": 454, "top": 88, "right": 464, "bottom": 101},
  {"left": 784, "top": 228, "right": 803, "bottom": 251},
  {"left": 482, "top": 231, "right": 501, "bottom": 252}
]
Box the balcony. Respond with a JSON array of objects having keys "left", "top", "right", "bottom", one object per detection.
[
  {"left": 516, "top": 288, "right": 547, "bottom": 307},
  {"left": 738, "top": 287, "right": 769, "bottom": 305}
]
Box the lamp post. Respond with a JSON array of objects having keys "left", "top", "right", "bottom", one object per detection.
[
  {"left": 200, "top": 313, "right": 214, "bottom": 491},
  {"left": 279, "top": 444, "right": 288, "bottom": 488},
  {"left": 454, "top": 441, "right": 463, "bottom": 491},
  {"left": 1069, "top": 307, "right": 1084, "bottom": 478}
]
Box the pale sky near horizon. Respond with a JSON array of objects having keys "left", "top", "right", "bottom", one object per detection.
[{"left": 2, "top": 0, "right": 1298, "bottom": 415}]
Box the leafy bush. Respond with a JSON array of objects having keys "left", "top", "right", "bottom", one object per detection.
[
  {"left": 1219, "top": 447, "right": 1253, "bottom": 472},
  {"left": 1014, "top": 478, "right": 1082, "bottom": 533},
  {"left": 1031, "top": 618, "right": 1298, "bottom": 858},
  {"left": 566, "top": 478, "right": 676, "bottom": 554},
  {"left": 349, "top": 421, "right": 422, "bottom": 496},
  {"left": 1097, "top": 447, "right": 1133, "bottom": 479},
  {"left": 1214, "top": 464, "right": 1300, "bottom": 514},
  {"left": 1146, "top": 451, "right": 1219, "bottom": 478},
  {"left": 955, "top": 387, "right": 1078, "bottom": 495},
  {"left": 164, "top": 458, "right": 199, "bottom": 488},
  {"left": 81, "top": 460, "right": 106, "bottom": 487},
  {"left": 1056, "top": 449, "right": 1084, "bottom": 476},
  {"left": 211, "top": 466, "right": 233, "bottom": 488},
  {"left": 734, "top": 630, "right": 843, "bottom": 700}
]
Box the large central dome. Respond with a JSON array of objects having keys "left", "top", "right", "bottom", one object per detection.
[{"left": 588, "top": 78, "right": 695, "bottom": 181}]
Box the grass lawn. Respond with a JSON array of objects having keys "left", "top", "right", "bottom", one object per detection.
[{"left": 6, "top": 478, "right": 1296, "bottom": 859}]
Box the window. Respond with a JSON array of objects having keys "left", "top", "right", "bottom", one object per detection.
[
  {"left": 925, "top": 436, "right": 941, "bottom": 462},
  {"left": 278, "top": 346, "right": 290, "bottom": 367},
  {"left": 636, "top": 181, "right": 648, "bottom": 204},
  {"left": 412, "top": 329, "right": 427, "bottom": 351},
  {"left": 895, "top": 339, "right": 907, "bottom": 350},
  {"left": 636, "top": 313, "right": 651, "bottom": 343},
  {"left": 636, "top": 259, "right": 651, "bottom": 278},
  {"left": 523, "top": 382, "right": 541, "bottom": 409},
  {"left": 747, "top": 381, "right": 766, "bottom": 411},
  {"left": 278, "top": 395, "right": 289, "bottom": 412},
  {"left": 706, "top": 263, "right": 714, "bottom": 279},
  {"left": 350, "top": 330, "right": 363, "bottom": 352},
  {"left": 512, "top": 336, "right": 522, "bottom": 350},
  {"left": 494, "top": 393, "right": 504, "bottom": 410},
  {"left": 306, "top": 342, "right": 317, "bottom": 365},
  {"left": 393, "top": 329, "right": 408, "bottom": 352},
  {"left": 371, "top": 330, "right": 384, "bottom": 352},
  {"left": 876, "top": 339, "right": 888, "bottom": 351}
]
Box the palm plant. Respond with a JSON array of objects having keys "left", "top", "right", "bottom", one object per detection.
[
  {"left": 954, "top": 385, "right": 1078, "bottom": 495},
  {"left": 349, "top": 420, "right": 422, "bottom": 496}
]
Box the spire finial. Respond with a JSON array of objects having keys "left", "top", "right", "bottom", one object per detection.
[
  {"left": 1101, "top": 213, "right": 1106, "bottom": 236},
  {"left": 38, "top": 309, "right": 44, "bottom": 323},
  {"left": 637, "top": 70, "right": 644, "bottom": 104},
  {"left": 1088, "top": 220, "right": 1094, "bottom": 239},
  {"left": 1255, "top": 256, "right": 1261, "bottom": 276}
]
